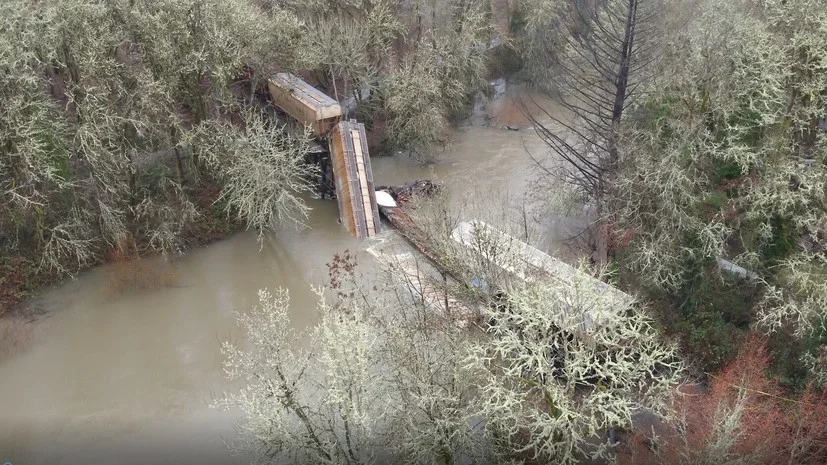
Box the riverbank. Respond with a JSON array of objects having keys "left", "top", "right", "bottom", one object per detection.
[{"left": 0, "top": 177, "right": 244, "bottom": 317}]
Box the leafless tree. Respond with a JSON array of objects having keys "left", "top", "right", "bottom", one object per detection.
[{"left": 521, "top": 0, "right": 672, "bottom": 261}]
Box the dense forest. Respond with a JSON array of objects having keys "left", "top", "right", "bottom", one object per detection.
[
  {"left": 0, "top": 0, "right": 492, "bottom": 308},
  {"left": 3, "top": 0, "right": 827, "bottom": 463}
]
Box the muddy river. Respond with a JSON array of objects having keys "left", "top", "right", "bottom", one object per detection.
[{"left": 0, "top": 89, "right": 568, "bottom": 464}]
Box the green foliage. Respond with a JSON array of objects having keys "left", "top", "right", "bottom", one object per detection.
[
  {"left": 703, "top": 191, "right": 728, "bottom": 211},
  {"left": 137, "top": 162, "right": 172, "bottom": 193},
  {"left": 612, "top": 0, "right": 827, "bottom": 383},
  {"left": 673, "top": 272, "right": 756, "bottom": 371},
  {"left": 0, "top": 255, "right": 55, "bottom": 312},
  {"left": 486, "top": 44, "right": 525, "bottom": 79},
  {"left": 726, "top": 105, "right": 763, "bottom": 148},
  {"left": 761, "top": 216, "right": 797, "bottom": 265},
  {"left": 34, "top": 118, "right": 71, "bottom": 182},
  {"left": 766, "top": 330, "right": 812, "bottom": 390},
  {"left": 711, "top": 160, "right": 742, "bottom": 187},
  {"left": 509, "top": 2, "right": 530, "bottom": 34},
  {"left": 799, "top": 328, "right": 827, "bottom": 388},
  {"left": 677, "top": 309, "right": 743, "bottom": 372}
]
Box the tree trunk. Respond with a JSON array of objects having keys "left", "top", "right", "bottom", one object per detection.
[{"left": 608, "top": 0, "right": 637, "bottom": 165}]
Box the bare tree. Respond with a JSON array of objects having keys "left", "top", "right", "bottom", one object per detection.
[
  {"left": 522, "top": 0, "right": 671, "bottom": 261},
  {"left": 186, "top": 108, "right": 317, "bottom": 240}
]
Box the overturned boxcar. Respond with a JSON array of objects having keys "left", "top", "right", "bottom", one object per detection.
[{"left": 267, "top": 73, "right": 342, "bottom": 137}]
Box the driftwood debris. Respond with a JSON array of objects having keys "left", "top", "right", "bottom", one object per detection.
[
  {"left": 374, "top": 180, "right": 464, "bottom": 284},
  {"left": 375, "top": 179, "right": 439, "bottom": 206},
  {"left": 375, "top": 180, "right": 436, "bottom": 248},
  {"left": 376, "top": 180, "right": 437, "bottom": 245}
]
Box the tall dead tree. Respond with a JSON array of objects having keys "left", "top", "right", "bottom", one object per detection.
[{"left": 522, "top": 0, "right": 669, "bottom": 260}]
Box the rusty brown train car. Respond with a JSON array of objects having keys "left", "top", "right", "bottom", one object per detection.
[{"left": 267, "top": 73, "right": 343, "bottom": 137}]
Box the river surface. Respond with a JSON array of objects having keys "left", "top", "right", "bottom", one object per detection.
[{"left": 0, "top": 88, "right": 568, "bottom": 465}]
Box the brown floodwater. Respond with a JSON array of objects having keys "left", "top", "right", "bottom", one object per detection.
[{"left": 0, "top": 88, "right": 569, "bottom": 465}]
